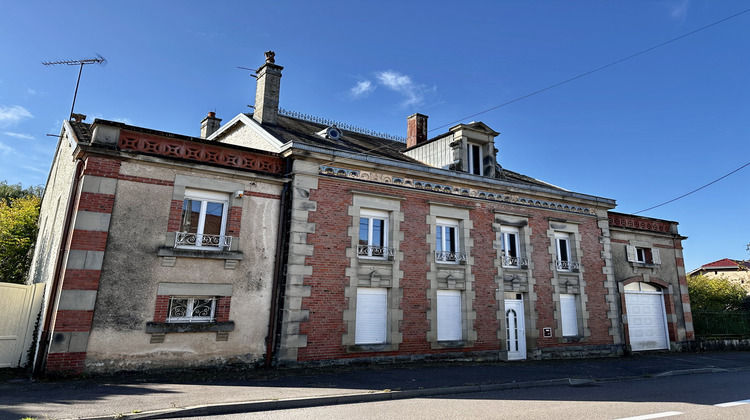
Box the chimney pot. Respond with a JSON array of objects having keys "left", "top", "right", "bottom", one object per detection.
[{"left": 407, "top": 113, "right": 428, "bottom": 148}]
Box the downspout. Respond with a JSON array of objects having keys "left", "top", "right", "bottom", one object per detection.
[
  {"left": 33, "top": 158, "right": 83, "bottom": 376},
  {"left": 265, "top": 156, "right": 293, "bottom": 368}
]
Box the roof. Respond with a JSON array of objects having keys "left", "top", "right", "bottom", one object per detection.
[
  {"left": 697, "top": 258, "right": 750, "bottom": 271},
  {"left": 263, "top": 115, "right": 568, "bottom": 192}
]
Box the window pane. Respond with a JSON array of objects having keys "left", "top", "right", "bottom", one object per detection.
[
  {"left": 372, "top": 219, "right": 384, "bottom": 247},
  {"left": 181, "top": 199, "right": 201, "bottom": 234},
  {"left": 169, "top": 298, "right": 189, "bottom": 318},
  {"left": 447, "top": 226, "right": 456, "bottom": 252},
  {"left": 359, "top": 217, "right": 369, "bottom": 246},
  {"left": 508, "top": 233, "right": 517, "bottom": 258},
  {"left": 470, "top": 145, "right": 481, "bottom": 175},
  {"left": 192, "top": 299, "right": 214, "bottom": 318},
  {"left": 558, "top": 239, "right": 569, "bottom": 261},
  {"left": 203, "top": 201, "right": 225, "bottom": 236},
  {"left": 436, "top": 226, "right": 443, "bottom": 252}
]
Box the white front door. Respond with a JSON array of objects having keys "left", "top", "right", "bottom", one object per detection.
[
  {"left": 625, "top": 292, "right": 669, "bottom": 351},
  {"left": 505, "top": 299, "right": 526, "bottom": 360}
]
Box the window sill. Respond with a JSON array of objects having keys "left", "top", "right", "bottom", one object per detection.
[
  {"left": 562, "top": 335, "right": 583, "bottom": 343},
  {"left": 157, "top": 246, "right": 243, "bottom": 269},
  {"left": 146, "top": 321, "right": 235, "bottom": 334},
  {"left": 346, "top": 343, "right": 399, "bottom": 353},
  {"left": 502, "top": 265, "right": 529, "bottom": 270}
]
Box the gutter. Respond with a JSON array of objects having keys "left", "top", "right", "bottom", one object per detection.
[{"left": 265, "top": 156, "right": 293, "bottom": 368}]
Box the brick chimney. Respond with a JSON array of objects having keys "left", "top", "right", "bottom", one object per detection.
[
  {"left": 200, "top": 111, "right": 221, "bottom": 138},
  {"left": 253, "top": 51, "right": 283, "bottom": 125},
  {"left": 406, "top": 113, "right": 428, "bottom": 148}
]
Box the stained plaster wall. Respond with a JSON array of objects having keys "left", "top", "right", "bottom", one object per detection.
[
  {"left": 610, "top": 227, "right": 691, "bottom": 343},
  {"left": 84, "top": 160, "right": 282, "bottom": 371}
]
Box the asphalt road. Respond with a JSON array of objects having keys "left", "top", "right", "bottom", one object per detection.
[{"left": 183, "top": 370, "right": 750, "bottom": 420}]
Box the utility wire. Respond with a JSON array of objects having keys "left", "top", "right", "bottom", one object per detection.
[
  {"left": 430, "top": 7, "right": 750, "bottom": 132},
  {"left": 633, "top": 161, "right": 750, "bottom": 215}
]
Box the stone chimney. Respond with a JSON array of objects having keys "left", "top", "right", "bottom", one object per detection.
[
  {"left": 406, "top": 113, "right": 428, "bottom": 148},
  {"left": 200, "top": 111, "right": 222, "bottom": 138},
  {"left": 253, "top": 51, "right": 283, "bottom": 125}
]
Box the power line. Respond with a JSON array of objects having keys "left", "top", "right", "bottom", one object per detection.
[
  {"left": 633, "top": 161, "right": 750, "bottom": 215},
  {"left": 430, "top": 7, "right": 750, "bottom": 133}
]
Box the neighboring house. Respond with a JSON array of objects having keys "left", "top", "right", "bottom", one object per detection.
[
  {"left": 29, "top": 51, "right": 694, "bottom": 374},
  {"left": 688, "top": 258, "right": 750, "bottom": 294}
]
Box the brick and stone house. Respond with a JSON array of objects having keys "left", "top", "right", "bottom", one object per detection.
[{"left": 29, "top": 51, "right": 694, "bottom": 374}]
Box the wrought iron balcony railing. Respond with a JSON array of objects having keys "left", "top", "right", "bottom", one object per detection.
[
  {"left": 435, "top": 250, "right": 468, "bottom": 263},
  {"left": 555, "top": 259, "right": 580, "bottom": 271},
  {"left": 175, "top": 232, "right": 232, "bottom": 250},
  {"left": 502, "top": 255, "right": 529, "bottom": 268},
  {"left": 357, "top": 244, "right": 395, "bottom": 259}
]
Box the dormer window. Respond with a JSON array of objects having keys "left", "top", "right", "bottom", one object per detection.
[{"left": 467, "top": 143, "right": 483, "bottom": 175}]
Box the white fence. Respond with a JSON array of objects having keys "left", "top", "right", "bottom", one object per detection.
[{"left": 0, "top": 282, "right": 44, "bottom": 368}]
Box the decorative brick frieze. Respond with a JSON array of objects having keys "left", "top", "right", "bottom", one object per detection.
[
  {"left": 608, "top": 213, "right": 671, "bottom": 233},
  {"left": 319, "top": 165, "right": 596, "bottom": 216},
  {"left": 119, "top": 131, "right": 284, "bottom": 175}
]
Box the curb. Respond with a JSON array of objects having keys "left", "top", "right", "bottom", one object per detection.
[{"left": 70, "top": 367, "right": 747, "bottom": 420}]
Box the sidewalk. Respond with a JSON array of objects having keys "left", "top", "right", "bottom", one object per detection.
[{"left": 2, "top": 351, "right": 749, "bottom": 420}]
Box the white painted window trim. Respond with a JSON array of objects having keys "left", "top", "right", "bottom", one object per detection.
[
  {"left": 167, "top": 296, "right": 217, "bottom": 323},
  {"left": 358, "top": 209, "right": 389, "bottom": 259},
  {"left": 178, "top": 188, "right": 229, "bottom": 251},
  {"left": 467, "top": 143, "right": 483, "bottom": 175},
  {"left": 501, "top": 226, "right": 521, "bottom": 267},
  {"left": 555, "top": 232, "right": 572, "bottom": 271},
  {"left": 436, "top": 217, "right": 460, "bottom": 264}
]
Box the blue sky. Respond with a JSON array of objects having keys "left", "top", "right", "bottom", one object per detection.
[{"left": 1, "top": 1, "right": 748, "bottom": 271}]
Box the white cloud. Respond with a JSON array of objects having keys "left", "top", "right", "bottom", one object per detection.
[
  {"left": 0, "top": 105, "right": 33, "bottom": 127},
  {"left": 376, "top": 70, "right": 435, "bottom": 107},
  {"left": 350, "top": 80, "right": 375, "bottom": 98},
  {"left": 3, "top": 132, "right": 34, "bottom": 140},
  {"left": 667, "top": 0, "right": 689, "bottom": 22},
  {"left": 26, "top": 88, "right": 37, "bottom": 96},
  {"left": 0, "top": 141, "right": 13, "bottom": 155}
]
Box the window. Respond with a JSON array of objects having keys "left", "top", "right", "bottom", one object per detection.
[
  {"left": 467, "top": 143, "right": 482, "bottom": 175},
  {"left": 437, "top": 290, "right": 462, "bottom": 341},
  {"left": 358, "top": 209, "right": 391, "bottom": 259},
  {"left": 355, "top": 288, "right": 387, "bottom": 344},
  {"left": 501, "top": 226, "right": 522, "bottom": 267},
  {"left": 555, "top": 232, "right": 577, "bottom": 271},
  {"left": 177, "top": 189, "right": 229, "bottom": 250},
  {"left": 436, "top": 218, "right": 461, "bottom": 263},
  {"left": 560, "top": 294, "right": 578, "bottom": 337},
  {"left": 167, "top": 296, "right": 216, "bottom": 323},
  {"left": 626, "top": 245, "right": 661, "bottom": 265}
]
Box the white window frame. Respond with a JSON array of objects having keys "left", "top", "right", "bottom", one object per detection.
[
  {"left": 178, "top": 188, "right": 229, "bottom": 250},
  {"left": 355, "top": 287, "right": 388, "bottom": 345},
  {"left": 555, "top": 232, "right": 573, "bottom": 271},
  {"left": 560, "top": 294, "right": 578, "bottom": 337},
  {"left": 437, "top": 290, "right": 463, "bottom": 341},
  {"left": 358, "top": 209, "right": 390, "bottom": 259},
  {"left": 435, "top": 218, "right": 460, "bottom": 264},
  {"left": 167, "top": 296, "right": 217, "bottom": 323},
  {"left": 501, "top": 226, "right": 521, "bottom": 267},
  {"left": 467, "top": 143, "right": 483, "bottom": 175}
]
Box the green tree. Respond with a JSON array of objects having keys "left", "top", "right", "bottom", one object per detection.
[
  {"left": 0, "top": 194, "right": 41, "bottom": 284},
  {"left": 687, "top": 274, "right": 747, "bottom": 312},
  {"left": 0, "top": 181, "right": 43, "bottom": 204}
]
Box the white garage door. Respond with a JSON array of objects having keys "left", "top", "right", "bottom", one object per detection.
[{"left": 625, "top": 291, "right": 669, "bottom": 351}]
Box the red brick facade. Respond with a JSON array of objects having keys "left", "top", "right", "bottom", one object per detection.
[{"left": 296, "top": 178, "right": 614, "bottom": 361}]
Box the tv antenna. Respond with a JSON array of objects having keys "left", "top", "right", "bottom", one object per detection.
[{"left": 43, "top": 54, "right": 107, "bottom": 119}]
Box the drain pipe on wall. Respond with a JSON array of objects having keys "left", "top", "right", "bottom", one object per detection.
[{"left": 265, "top": 156, "right": 293, "bottom": 368}]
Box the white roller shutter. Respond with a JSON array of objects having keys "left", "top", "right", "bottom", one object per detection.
[
  {"left": 355, "top": 288, "right": 387, "bottom": 344},
  {"left": 437, "top": 290, "right": 462, "bottom": 341},
  {"left": 560, "top": 294, "right": 578, "bottom": 336}
]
